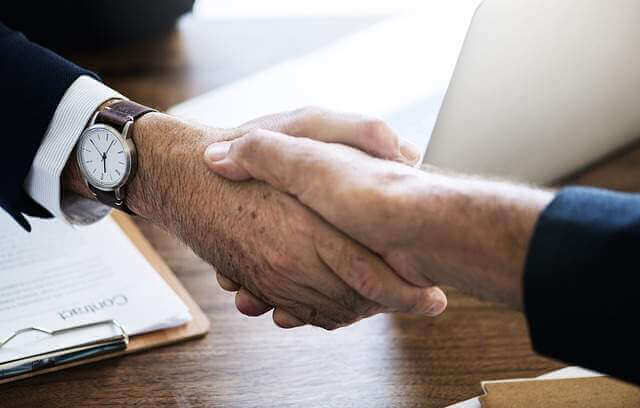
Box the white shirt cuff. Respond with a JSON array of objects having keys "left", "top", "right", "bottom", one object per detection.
[{"left": 24, "top": 76, "right": 126, "bottom": 225}]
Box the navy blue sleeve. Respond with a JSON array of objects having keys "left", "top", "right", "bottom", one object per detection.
[
  {"left": 0, "top": 22, "right": 99, "bottom": 231},
  {"left": 524, "top": 186, "right": 640, "bottom": 384}
]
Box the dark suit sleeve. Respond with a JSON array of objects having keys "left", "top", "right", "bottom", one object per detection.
[
  {"left": 0, "top": 22, "right": 98, "bottom": 231},
  {"left": 524, "top": 186, "right": 640, "bottom": 384}
]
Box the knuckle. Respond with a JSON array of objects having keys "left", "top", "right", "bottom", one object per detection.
[
  {"left": 407, "top": 288, "right": 434, "bottom": 314},
  {"left": 360, "top": 119, "right": 400, "bottom": 159},
  {"left": 313, "top": 315, "right": 341, "bottom": 331},
  {"left": 288, "top": 106, "right": 327, "bottom": 134},
  {"left": 229, "top": 138, "right": 254, "bottom": 162},
  {"left": 360, "top": 118, "right": 394, "bottom": 140},
  {"left": 238, "top": 130, "right": 264, "bottom": 151},
  {"left": 296, "top": 105, "right": 326, "bottom": 118},
  {"left": 348, "top": 255, "right": 385, "bottom": 302}
]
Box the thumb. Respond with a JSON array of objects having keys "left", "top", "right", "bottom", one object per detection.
[
  {"left": 204, "top": 129, "right": 334, "bottom": 197},
  {"left": 204, "top": 140, "right": 252, "bottom": 181}
]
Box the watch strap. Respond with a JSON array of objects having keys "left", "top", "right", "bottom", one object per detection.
[
  {"left": 96, "top": 100, "right": 157, "bottom": 133},
  {"left": 90, "top": 100, "right": 156, "bottom": 216},
  {"left": 88, "top": 184, "right": 136, "bottom": 215}
]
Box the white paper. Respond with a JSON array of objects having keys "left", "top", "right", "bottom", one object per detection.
[
  {"left": 169, "top": 2, "right": 481, "bottom": 155},
  {"left": 0, "top": 213, "right": 191, "bottom": 363}
]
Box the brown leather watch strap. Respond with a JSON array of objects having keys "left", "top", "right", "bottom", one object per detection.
[
  {"left": 88, "top": 184, "right": 136, "bottom": 215},
  {"left": 91, "top": 100, "right": 156, "bottom": 216},
  {"left": 96, "top": 100, "right": 156, "bottom": 132}
]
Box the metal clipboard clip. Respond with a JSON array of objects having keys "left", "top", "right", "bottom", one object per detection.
[{"left": 0, "top": 319, "right": 128, "bottom": 380}]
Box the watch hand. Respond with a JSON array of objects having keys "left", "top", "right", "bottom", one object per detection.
[
  {"left": 105, "top": 140, "right": 115, "bottom": 154},
  {"left": 90, "top": 139, "right": 103, "bottom": 155},
  {"left": 103, "top": 153, "right": 107, "bottom": 174}
]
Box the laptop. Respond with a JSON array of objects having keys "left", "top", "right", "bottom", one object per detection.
[
  {"left": 170, "top": 0, "right": 640, "bottom": 185},
  {"left": 425, "top": 0, "right": 640, "bottom": 184},
  {"left": 169, "top": 1, "right": 480, "bottom": 152}
]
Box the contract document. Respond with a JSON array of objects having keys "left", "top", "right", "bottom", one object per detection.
[{"left": 0, "top": 213, "right": 191, "bottom": 367}]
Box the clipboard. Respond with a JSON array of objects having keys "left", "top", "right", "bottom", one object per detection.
[
  {"left": 0, "top": 212, "right": 210, "bottom": 384},
  {"left": 447, "top": 367, "right": 640, "bottom": 407},
  {"left": 478, "top": 375, "right": 640, "bottom": 407}
]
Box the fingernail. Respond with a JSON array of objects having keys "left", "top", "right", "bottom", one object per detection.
[
  {"left": 399, "top": 139, "right": 422, "bottom": 166},
  {"left": 205, "top": 141, "right": 231, "bottom": 163},
  {"left": 426, "top": 300, "right": 446, "bottom": 316},
  {"left": 275, "top": 312, "right": 305, "bottom": 328},
  {"left": 282, "top": 315, "right": 305, "bottom": 328},
  {"left": 425, "top": 289, "right": 447, "bottom": 316}
]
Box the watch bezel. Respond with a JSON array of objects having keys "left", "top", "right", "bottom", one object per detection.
[{"left": 76, "top": 124, "right": 135, "bottom": 192}]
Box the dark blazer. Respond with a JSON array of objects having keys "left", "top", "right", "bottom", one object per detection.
[
  {"left": 1, "top": 2, "right": 192, "bottom": 230},
  {"left": 525, "top": 187, "right": 640, "bottom": 385},
  {"left": 0, "top": 22, "right": 96, "bottom": 231}
]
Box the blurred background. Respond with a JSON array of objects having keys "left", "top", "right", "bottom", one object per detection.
[{"left": 2, "top": 0, "right": 477, "bottom": 111}]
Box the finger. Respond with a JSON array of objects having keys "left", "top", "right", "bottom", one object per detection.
[
  {"left": 205, "top": 129, "right": 349, "bottom": 190},
  {"left": 272, "top": 308, "right": 305, "bottom": 329},
  {"left": 204, "top": 129, "right": 404, "bottom": 232},
  {"left": 422, "top": 286, "right": 447, "bottom": 316},
  {"left": 205, "top": 131, "right": 447, "bottom": 314},
  {"left": 313, "top": 221, "right": 447, "bottom": 316},
  {"left": 216, "top": 272, "right": 241, "bottom": 291},
  {"left": 235, "top": 288, "right": 273, "bottom": 316},
  {"left": 282, "top": 109, "right": 420, "bottom": 165},
  {"left": 237, "top": 107, "right": 422, "bottom": 165},
  {"left": 204, "top": 140, "right": 249, "bottom": 181},
  {"left": 399, "top": 139, "right": 424, "bottom": 168},
  {"left": 276, "top": 304, "right": 346, "bottom": 331}
]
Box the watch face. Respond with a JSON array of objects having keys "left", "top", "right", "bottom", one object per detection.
[{"left": 77, "top": 125, "right": 131, "bottom": 190}]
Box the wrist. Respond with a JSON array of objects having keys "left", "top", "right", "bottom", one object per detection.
[
  {"left": 62, "top": 149, "right": 92, "bottom": 199},
  {"left": 63, "top": 109, "right": 225, "bottom": 227},
  {"left": 62, "top": 98, "right": 124, "bottom": 200},
  {"left": 124, "top": 112, "right": 220, "bottom": 223},
  {"left": 411, "top": 173, "right": 553, "bottom": 309}
]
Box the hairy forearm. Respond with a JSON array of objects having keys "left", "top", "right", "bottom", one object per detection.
[
  {"left": 62, "top": 110, "right": 550, "bottom": 314},
  {"left": 408, "top": 170, "right": 553, "bottom": 309},
  {"left": 63, "top": 113, "right": 228, "bottom": 234},
  {"left": 62, "top": 112, "right": 285, "bottom": 293}
]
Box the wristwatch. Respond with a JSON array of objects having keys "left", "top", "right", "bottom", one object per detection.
[{"left": 76, "top": 100, "right": 156, "bottom": 215}]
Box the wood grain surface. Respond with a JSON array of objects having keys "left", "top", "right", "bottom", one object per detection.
[{"left": 3, "top": 14, "right": 640, "bottom": 408}]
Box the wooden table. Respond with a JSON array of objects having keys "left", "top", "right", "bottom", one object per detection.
[{"left": 4, "top": 14, "right": 640, "bottom": 408}]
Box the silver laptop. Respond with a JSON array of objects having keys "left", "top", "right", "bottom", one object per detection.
[
  {"left": 425, "top": 0, "right": 640, "bottom": 184},
  {"left": 171, "top": 0, "right": 640, "bottom": 185},
  {"left": 169, "top": 2, "right": 480, "bottom": 151}
]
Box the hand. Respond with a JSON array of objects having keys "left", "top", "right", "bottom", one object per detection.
[
  {"left": 203, "top": 114, "right": 553, "bottom": 309},
  {"left": 90, "top": 138, "right": 103, "bottom": 155},
  {"left": 63, "top": 108, "right": 447, "bottom": 330},
  {"left": 105, "top": 140, "right": 115, "bottom": 154},
  {"left": 205, "top": 108, "right": 445, "bottom": 324}
]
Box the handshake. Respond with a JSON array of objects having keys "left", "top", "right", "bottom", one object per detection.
[{"left": 65, "top": 107, "right": 551, "bottom": 330}]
